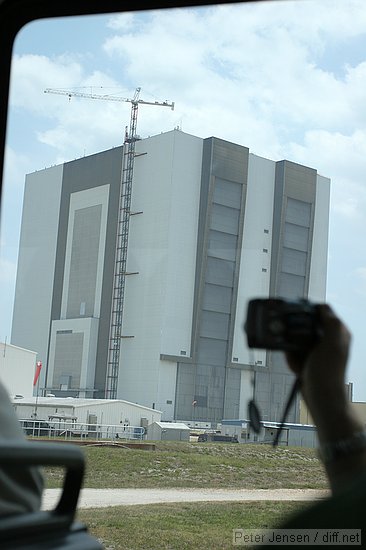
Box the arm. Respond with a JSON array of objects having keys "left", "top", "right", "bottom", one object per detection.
[{"left": 286, "top": 305, "right": 366, "bottom": 495}]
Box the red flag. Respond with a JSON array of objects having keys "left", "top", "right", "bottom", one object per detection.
[{"left": 33, "top": 361, "right": 42, "bottom": 386}]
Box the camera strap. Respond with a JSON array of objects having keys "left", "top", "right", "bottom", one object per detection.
[
  {"left": 273, "top": 377, "right": 301, "bottom": 446},
  {"left": 248, "top": 398, "right": 262, "bottom": 433},
  {"left": 248, "top": 369, "right": 301, "bottom": 445},
  {"left": 248, "top": 363, "right": 262, "bottom": 433}
]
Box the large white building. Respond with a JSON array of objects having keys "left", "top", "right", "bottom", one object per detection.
[{"left": 11, "top": 129, "right": 330, "bottom": 423}]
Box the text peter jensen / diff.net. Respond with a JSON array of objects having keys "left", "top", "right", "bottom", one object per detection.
[{"left": 233, "top": 529, "right": 361, "bottom": 546}]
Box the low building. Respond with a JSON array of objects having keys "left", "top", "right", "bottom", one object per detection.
[
  {"left": 300, "top": 384, "right": 366, "bottom": 429},
  {"left": 0, "top": 342, "right": 37, "bottom": 397},
  {"left": 11, "top": 396, "right": 162, "bottom": 430},
  {"left": 146, "top": 421, "right": 190, "bottom": 441},
  {"left": 351, "top": 401, "right": 366, "bottom": 424},
  {"left": 220, "top": 419, "right": 317, "bottom": 448}
]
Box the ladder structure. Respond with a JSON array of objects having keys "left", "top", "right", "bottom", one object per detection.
[{"left": 44, "top": 87, "right": 174, "bottom": 399}]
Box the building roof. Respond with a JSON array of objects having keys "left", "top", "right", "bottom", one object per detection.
[
  {"left": 0, "top": 341, "right": 37, "bottom": 355},
  {"left": 11, "top": 396, "right": 161, "bottom": 413},
  {"left": 221, "top": 419, "right": 316, "bottom": 430},
  {"left": 152, "top": 422, "right": 190, "bottom": 430}
]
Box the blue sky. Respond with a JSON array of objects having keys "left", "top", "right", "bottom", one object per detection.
[{"left": 2, "top": 0, "right": 366, "bottom": 400}]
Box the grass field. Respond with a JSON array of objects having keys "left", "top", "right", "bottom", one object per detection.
[
  {"left": 45, "top": 440, "right": 328, "bottom": 490},
  {"left": 78, "top": 501, "right": 312, "bottom": 549},
  {"left": 44, "top": 441, "right": 327, "bottom": 548}
]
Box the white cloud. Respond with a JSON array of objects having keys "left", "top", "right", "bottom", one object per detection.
[
  {"left": 9, "top": 54, "right": 84, "bottom": 114},
  {"left": 100, "top": 2, "right": 366, "bottom": 144},
  {"left": 107, "top": 12, "right": 135, "bottom": 31},
  {"left": 8, "top": 1, "right": 366, "bottom": 170},
  {"left": 37, "top": 99, "right": 125, "bottom": 158},
  {"left": 287, "top": 130, "right": 366, "bottom": 225},
  {"left": 10, "top": 52, "right": 134, "bottom": 158},
  {"left": 2, "top": 145, "right": 31, "bottom": 190}
]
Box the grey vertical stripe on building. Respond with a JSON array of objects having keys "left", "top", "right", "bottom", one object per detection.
[
  {"left": 66, "top": 205, "right": 102, "bottom": 319},
  {"left": 175, "top": 138, "right": 248, "bottom": 422},
  {"left": 256, "top": 160, "right": 317, "bottom": 423},
  {"left": 52, "top": 331, "right": 84, "bottom": 389},
  {"left": 47, "top": 148, "right": 123, "bottom": 396}
]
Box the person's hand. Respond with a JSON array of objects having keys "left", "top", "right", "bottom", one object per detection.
[
  {"left": 285, "top": 304, "right": 354, "bottom": 441},
  {"left": 286, "top": 304, "right": 351, "bottom": 393},
  {"left": 286, "top": 304, "right": 366, "bottom": 495}
]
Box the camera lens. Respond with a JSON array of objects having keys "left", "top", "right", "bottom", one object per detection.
[{"left": 268, "top": 319, "right": 285, "bottom": 335}]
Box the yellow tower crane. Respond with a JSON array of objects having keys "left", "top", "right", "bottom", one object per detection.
[{"left": 44, "top": 87, "right": 174, "bottom": 399}]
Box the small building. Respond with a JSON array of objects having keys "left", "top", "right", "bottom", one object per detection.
[
  {"left": 220, "top": 419, "right": 318, "bottom": 448},
  {"left": 146, "top": 421, "right": 190, "bottom": 441},
  {"left": 261, "top": 421, "right": 318, "bottom": 448},
  {"left": 11, "top": 396, "right": 162, "bottom": 429},
  {"left": 0, "top": 342, "right": 37, "bottom": 397},
  {"left": 351, "top": 401, "right": 366, "bottom": 425}
]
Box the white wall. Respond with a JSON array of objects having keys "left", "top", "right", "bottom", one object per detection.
[
  {"left": 75, "top": 400, "right": 162, "bottom": 426},
  {"left": 117, "top": 130, "right": 202, "bottom": 410},
  {"left": 11, "top": 165, "right": 64, "bottom": 390},
  {"left": 308, "top": 174, "right": 330, "bottom": 301},
  {"left": 12, "top": 397, "right": 162, "bottom": 426},
  {"left": 232, "top": 154, "right": 276, "bottom": 366},
  {"left": 0, "top": 342, "right": 36, "bottom": 397},
  {"left": 155, "top": 359, "right": 177, "bottom": 421},
  {"left": 160, "top": 130, "right": 203, "bottom": 356}
]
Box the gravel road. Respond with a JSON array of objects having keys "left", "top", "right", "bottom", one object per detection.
[{"left": 42, "top": 487, "right": 330, "bottom": 510}]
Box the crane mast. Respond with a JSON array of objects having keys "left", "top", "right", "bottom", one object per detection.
[{"left": 44, "top": 86, "right": 174, "bottom": 399}]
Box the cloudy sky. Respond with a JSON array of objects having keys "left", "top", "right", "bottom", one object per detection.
[{"left": 2, "top": 0, "right": 366, "bottom": 399}]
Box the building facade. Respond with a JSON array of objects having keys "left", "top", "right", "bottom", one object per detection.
[
  {"left": 11, "top": 129, "right": 330, "bottom": 423},
  {"left": 0, "top": 342, "right": 37, "bottom": 397}
]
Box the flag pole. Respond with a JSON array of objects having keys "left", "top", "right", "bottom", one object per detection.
[
  {"left": 34, "top": 374, "right": 40, "bottom": 418},
  {"left": 33, "top": 360, "right": 42, "bottom": 419}
]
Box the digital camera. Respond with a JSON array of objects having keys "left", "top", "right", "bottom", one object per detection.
[{"left": 244, "top": 298, "right": 323, "bottom": 352}]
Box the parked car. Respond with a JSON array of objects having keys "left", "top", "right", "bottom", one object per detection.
[{"left": 197, "top": 433, "right": 238, "bottom": 443}]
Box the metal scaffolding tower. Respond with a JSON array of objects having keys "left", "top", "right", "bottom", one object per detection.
[{"left": 44, "top": 86, "right": 174, "bottom": 398}]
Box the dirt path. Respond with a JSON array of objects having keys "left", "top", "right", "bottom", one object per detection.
[{"left": 42, "top": 487, "right": 330, "bottom": 510}]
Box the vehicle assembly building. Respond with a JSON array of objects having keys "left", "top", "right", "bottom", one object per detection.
[{"left": 11, "top": 129, "right": 330, "bottom": 423}]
